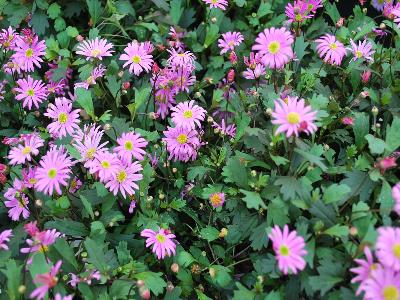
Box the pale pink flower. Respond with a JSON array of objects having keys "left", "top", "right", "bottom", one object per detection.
[
  {"left": 0, "top": 229, "right": 13, "bottom": 250},
  {"left": 217, "top": 32, "right": 244, "bottom": 54},
  {"left": 202, "top": 0, "right": 228, "bottom": 10},
  {"left": 167, "top": 49, "right": 196, "bottom": 68},
  {"left": 120, "top": 41, "right": 153, "bottom": 75},
  {"left": 104, "top": 161, "right": 143, "bottom": 198},
  {"left": 12, "top": 35, "right": 46, "bottom": 72},
  {"left": 87, "top": 150, "right": 120, "bottom": 182},
  {"left": 7, "top": 133, "right": 44, "bottom": 165},
  {"left": 375, "top": 227, "right": 400, "bottom": 271},
  {"left": 30, "top": 261, "right": 62, "bottom": 300},
  {"left": 21, "top": 229, "right": 60, "bottom": 254},
  {"left": 4, "top": 194, "right": 29, "bottom": 221},
  {"left": 349, "top": 39, "right": 375, "bottom": 62},
  {"left": 141, "top": 228, "right": 177, "bottom": 259},
  {"left": 212, "top": 120, "right": 236, "bottom": 138},
  {"left": 0, "top": 26, "right": 19, "bottom": 50},
  {"left": 73, "top": 124, "right": 108, "bottom": 164},
  {"left": 114, "top": 132, "right": 148, "bottom": 162},
  {"left": 162, "top": 126, "right": 201, "bottom": 162},
  {"left": 316, "top": 34, "right": 346, "bottom": 65},
  {"left": 363, "top": 267, "right": 400, "bottom": 300},
  {"left": 285, "top": 1, "right": 313, "bottom": 23},
  {"left": 15, "top": 76, "right": 48, "bottom": 110},
  {"left": 392, "top": 183, "right": 400, "bottom": 216},
  {"left": 171, "top": 100, "right": 206, "bottom": 130},
  {"left": 76, "top": 37, "right": 114, "bottom": 60}
]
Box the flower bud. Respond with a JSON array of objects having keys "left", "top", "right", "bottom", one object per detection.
[
  {"left": 103, "top": 123, "right": 112, "bottom": 131},
  {"left": 81, "top": 251, "right": 88, "bottom": 258},
  {"left": 336, "top": 17, "right": 344, "bottom": 28},
  {"left": 229, "top": 51, "right": 238, "bottom": 65},
  {"left": 94, "top": 210, "right": 100, "bottom": 217},
  {"left": 172, "top": 167, "right": 177, "bottom": 173},
  {"left": 371, "top": 106, "right": 379, "bottom": 116},
  {"left": 250, "top": 170, "right": 257, "bottom": 177},
  {"left": 167, "top": 281, "right": 175, "bottom": 292},
  {"left": 139, "top": 287, "right": 150, "bottom": 300},
  {"left": 360, "top": 91, "right": 369, "bottom": 98},
  {"left": 227, "top": 69, "right": 235, "bottom": 83},
  {"left": 76, "top": 35, "right": 84, "bottom": 42},
  {"left": 137, "top": 280, "right": 145, "bottom": 287},
  {"left": 349, "top": 226, "right": 358, "bottom": 236},
  {"left": 209, "top": 267, "right": 216, "bottom": 278},
  {"left": 171, "top": 263, "right": 179, "bottom": 273},
  {"left": 18, "top": 285, "right": 26, "bottom": 294},
  {"left": 35, "top": 199, "right": 43, "bottom": 207},
  {"left": 323, "top": 144, "right": 330, "bottom": 151},
  {"left": 380, "top": 23, "right": 386, "bottom": 30},
  {"left": 194, "top": 91, "right": 202, "bottom": 98},
  {"left": 265, "top": 108, "right": 273, "bottom": 116},
  {"left": 34, "top": 111, "right": 40, "bottom": 117},
  {"left": 159, "top": 193, "right": 165, "bottom": 200},
  {"left": 361, "top": 70, "right": 371, "bottom": 84},
  {"left": 207, "top": 116, "right": 214, "bottom": 123},
  {"left": 122, "top": 81, "right": 130, "bottom": 90},
  {"left": 152, "top": 62, "right": 160, "bottom": 74},
  {"left": 219, "top": 228, "right": 228, "bottom": 238},
  {"left": 211, "top": 17, "right": 217, "bottom": 23}
]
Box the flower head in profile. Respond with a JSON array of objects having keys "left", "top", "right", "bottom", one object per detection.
[
  {"left": 167, "top": 49, "right": 196, "bottom": 68},
  {"left": 15, "top": 76, "right": 48, "bottom": 110},
  {"left": 0, "top": 229, "right": 13, "bottom": 250},
  {"left": 349, "top": 39, "right": 375, "bottom": 62},
  {"left": 171, "top": 100, "right": 206, "bottom": 130},
  {"left": 271, "top": 96, "right": 318, "bottom": 137},
  {"left": 162, "top": 126, "right": 201, "bottom": 162},
  {"left": 4, "top": 194, "right": 30, "bottom": 221},
  {"left": 12, "top": 35, "right": 46, "bottom": 72},
  {"left": 30, "top": 261, "right": 62, "bottom": 300},
  {"left": 212, "top": 119, "right": 237, "bottom": 138},
  {"left": 363, "top": 267, "right": 400, "bottom": 300},
  {"left": 87, "top": 150, "right": 120, "bottom": 182},
  {"left": 376, "top": 227, "right": 400, "bottom": 271},
  {"left": 8, "top": 133, "right": 44, "bottom": 165},
  {"left": 252, "top": 27, "right": 294, "bottom": 69},
  {"left": 35, "top": 146, "right": 74, "bottom": 195},
  {"left": 21, "top": 229, "right": 60, "bottom": 254},
  {"left": 392, "top": 183, "right": 400, "bottom": 216},
  {"left": 73, "top": 124, "right": 108, "bottom": 165},
  {"left": 104, "top": 161, "right": 143, "bottom": 198},
  {"left": 285, "top": 1, "right": 313, "bottom": 23},
  {"left": 141, "top": 228, "right": 177, "bottom": 259},
  {"left": 69, "top": 177, "right": 82, "bottom": 193},
  {"left": 120, "top": 41, "right": 153, "bottom": 76},
  {"left": 76, "top": 37, "right": 114, "bottom": 60},
  {"left": 268, "top": 225, "right": 307, "bottom": 275},
  {"left": 44, "top": 97, "right": 81, "bottom": 138},
  {"left": 114, "top": 132, "right": 148, "bottom": 162},
  {"left": 218, "top": 32, "right": 244, "bottom": 55},
  {"left": 202, "top": 0, "right": 228, "bottom": 10},
  {"left": 316, "top": 34, "right": 346, "bottom": 65},
  {"left": 75, "top": 64, "right": 106, "bottom": 90},
  {"left": 209, "top": 192, "right": 225, "bottom": 208}
]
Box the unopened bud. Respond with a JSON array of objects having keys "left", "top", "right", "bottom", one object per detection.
[
  {"left": 137, "top": 280, "right": 145, "bottom": 287},
  {"left": 34, "top": 111, "right": 40, "bottom": 117},
  {"left": 118, "top": 71, "right": 124, "bottom": 78},
  {"left": 171, "top": 263, "right": 179, "bottom": 273},
  {"left": 211, "top": 17, "right": 217, "bottom": 23},
  {"left": 152, "top": 62, "right": 160, "bottom": 74},
  {"left": 349, "top": 226, "right": 358, "bottom": 236},
  {"left": 76, "top": 35, "right": 84, "bottom": 42},
  {"left": 194, "top": 91, "right": 201, "bottom": 98},
  {"left": 227, "top": 69, "right": 235, "bottom": 83},
  {"left": 219, "top": 228, "right": 228, "bottom": 238},
  {"left": 94, "top": 210, "right": 100, "bottom": 217},
  {"left": 159, "top": 193, "right": 165, "bottom": 200},
  {"left": 207, "top": 116, "right": 214, "bottom": 123},
  {"left": 139, "top": 287, "right": 150, "bottom": 300},
  {"left": 229, "top": 51, "right": 238, "bottom": 64},
  {"left": 323, "top": 144, "right": 330, "bottom": 151},
  {"left": 251, "top": 170, "right": 257, "bottom": 177},
  {"left": 336, "top": 17, "right": 344, "bottom": 28},
  {"left": 265, "top": 108, "right": 273, "bottom": 116},
  {"left": 167, "top": 281, "right": 174, "bottom": 292},
  {"left": 122, "top": 82, "right": 130, "bottom": 90},
  {"left": 35, "top": 199, "right": 42, "bottom": 207},
  {"left": 360, "top": 91, "right": 369, "bottom": 98},
  {"left": 371, "top": 106, "right": 379, "bottom": 115},
  {"left": 103, "top": 123, "right": 111, "bottom": 131},
  {"left": 209, "top": 267, "right": 216, "bottom": 278},
  {"left": 380, "top": 23, "right": 386, "bottom": 29},
  {"left": 81, "top": 251, "right": 88, "bottom": 258},
  {"left": 147, "top": 196, "right": 153, "bottom": 202},
  {"left": 18, "top": 285, "right": 26, "bottom": 294},
  {"left": 172, "top": 167, "right": 177, "bottom": 173},
  {"left": 363, "top": 8, "right": 367, "bottom": 13}
]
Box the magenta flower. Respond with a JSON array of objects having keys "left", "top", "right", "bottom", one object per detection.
[
  {"left": 271, "top": 96, "right": 318, "bottom": 137},
  {"left": 22, "top": 167, "right": 38, "bottom": 188},
  {"left": 73, "top": 124, "right": 108, "bottom": 165},
  {"left": 212, "top": 120, "right": 236, "bottom": 138},
  {"left": 75, "top": 64, "right": 107, "bottom": 89},
  {"left": 15, "top": 76, "right": 48, "bottom": 110},
  {"left": 35, "top": 146, "right": 74, "bottom": 195},
  {"left": 167, "top": 49, "right": 196, "bottom": 68},
  {"left": 349, "top": 39, "right": 375, "bottom": 62},
  {"left": 129, "top": 200, "right": 137, "bottom": 213},
  {"left": 30, "top": 260, "right": 62, "bottom": 300},
  {"left": 12, "top": 35, "right": 46, "bottom": 72},
  {"left": 341, "top": 116, "right": 354, "bottom": 126},
  {"left": 162, "top": 126, "right": 201, "bottom": 162},
  {"left": 44, "top": 97, "right": 80, "bottom": 138},
  {"left": 87, "top": 150, "right": 120, "bottom": 182},
  {"left": 0, "top": 26, "right": 19, "bottom": 50},
  {"left": 209, "top": 192, "right": 225, "bottom": 208},
  {"left": 21, "top": 229, "right": 60, "bottom": 254},
  {"left": 376, "top": 227, "right": 400, "bottom": 271},
  {"left": 8, "top": 133, "right": 44, "bottom": 165},
  {"left": 114, "top": 132, "right": 148, "bottom": 162},
  {"left": 4, "top": 194, "right": 30, "bottom": 221},
  {"left": 285, "top": 1, "right": 313, "bottom": 23},
  {"left": 171, "top": 100, "right": 206, "bottom": 130},
  {"left": 0, "top": 229, "right": 13, "bottom": 250},
  {"left": 141, "top": 228, "right": 177, "bottom": 259},
  {"left": 304, "top": 0, "right": 323, "bottom": 13},
  {"left": 120, "top": 41, "right": 153, "bottom": 75},
  {"left": 252, "top": 27, "right": 294, "bottom": 69},
  {"left": 104, "top": 161, "right": 143, "bottom": 198},
  {"left": 76, "top": 37, "right": 114, "bottom": 60},
  {"left": 243, "top": 63, "right": 266, "bottom": 80},
  {"left": 392, "top": 183, "right": 400, "bottom": 216},
  {"left": 202, "top": 0, "right": 228, "bottom": 10},
  {"left": 268, "top": 225, "right": 307, "bottom": 275},
  {"left": 4, "top": 178, "right": 25, "bottom": 201},
  {"left": 316, "top": 34, "right": 346, "bottom": 65},
  {"left": 218, "top": 32, "right": 244, "bottom": 55},
  {"left": 363, "top": 267, "right": 400, "bottom": 300}
]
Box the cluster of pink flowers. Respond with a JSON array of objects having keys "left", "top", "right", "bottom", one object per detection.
[{"left": 350, "top": 227, "right": 400, "bottom": 300}]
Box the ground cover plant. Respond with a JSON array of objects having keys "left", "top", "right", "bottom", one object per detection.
[{"left": 0, "top": 0, "right": 400, "bottom": 299}]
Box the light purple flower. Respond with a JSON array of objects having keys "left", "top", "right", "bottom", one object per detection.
[{"left": 141, "top": 228, "right": 177, "bottom": 259}]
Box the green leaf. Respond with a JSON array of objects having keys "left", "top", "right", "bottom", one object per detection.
[
  {"left": 270, "top": 155, "right": 289, "bottom": 166},
  {"left": 222, "top": 156, "right": 249, "bottom": 188},
  {"left": 80, "top": 195, "right": 95, "bottom": 219},
  {"left": 86, "top": 0, "right": 102, "bottom": 25},
  {"left": 294, "top": 148, "right": 327, "bottom": 171},
  {"left": 0, "top": 260, "right": 22, "bottom": 300},
  {"left": 385, "top": 117, "right": 400, "bottom": 153},
  {"left": 187, "top": 166, "right": 213, "bottom": 181},
  {"left": 323, "top": 184, "right": 351, "bottom": 204},
  {"left": 250, "top": 223, "right": 269, "bottom": 250},
  {"left": 240, "top": 190, "right": 267, "bottom": 210},
  {"left": 53, "top": 239, "right": 79, "bottom": 270},
  {"left": 84, "top": 238, "right": 108, "bottom": 273},
  {"left": 233, "top": 283, "right": 255, "bottom": 300},
  {"left": 323, "top": 224, "right": 349, "bottom": 237},
  {"left": 378, "top": 180, "right": 393, "bottom": 216},
  {"left": 353, "top": 112, "right": 369, "bottom": 149},
  {"left": 365, "top": 134, "right": 386, "bottom": 155},
  {"left": 325, "top": 2, "right": 340, "bottom": 24},
  {"left": 267, "top": 198, "right": 289, "bottom": 226},
  {"left": 66, "top": 26, "right": 79, "bottom": 37},
  {"left": 200, "top": 226, "right": 220, "bottom": 242},
  {"left": 204, "top": 24, "right": 219, "bottom": 48},
  {"left": 134, "top": 272, "right": 167, "bottom": 296},
  {"left": 209, "top": 265, "right": 231, "bottom": 287},
  {"left": 45, "top": 219, "right": 89, "bottom": 237},
  {"left": 31, "top": 11, "right": 49, "bottom": 36},
  {"left": 177, "top": 251, "right": 196, "bottom": 267},
  {"left": 76, "top": 88, "right": 95, "bottom": 118},
  {"left": 170, "top": 0, "right": 183, "bottom": 25},
  {"left": 47, "top": 3, "right": 61, "bottom": 19}
]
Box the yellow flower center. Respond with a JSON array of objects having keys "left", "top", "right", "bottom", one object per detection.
[
  {"left": 356, "top": 50, "right": 363, "bottom": 58},
  {"left": 176, "top": 134, "right": 188, "bottom": 144},
  {"left": 307, "top": 4, "right": 314, "bottom": 10},
  {"left": 329, "top": 43, "right": 337, "bottom": 50},
  {"left": 86, "top": 75, "right": 94, "bottom": 84},
  {"left": 22, "top": 146, "right": 31, "bottom": 155},
  {"left": 25, "top": 48, "right": 33, "bottom": 58},
  {"left": 378, "top": 0, "right": 384, "bottom": 3},
  {"left": 393, "top": 243, "right": 400, "bottom": 258},
  {"left": 48, "top": 168, "right": 57, "bottom": 179},
  {"left": 210, "top": 193, "right": 222, "bottom": 206},
  {"left": 86, "top": 147, "right": 96, "bottom": 159},
  {"left": 70, "top": 178, "right": 77, "bottom": 189},
  {"left": 29, "top": 178, "right": 37, "bottom": 185},
  {"left": 132, "top": 55, "right": 141, "bottom": 63},
  {"left": 27, "top": 89, "right": 35, "bottom": 97},
  {"left": 383, "top": 285, "right": 399, "bottom": 300},
  {"left": 39, "top": 245, "right": 49, "bottom": 253},
  {"left": 155, "top": 233, "right": 166, "bottom": 243},
  {"left": 178, "top": 53, "right": 185, "bottom": 57},
  {"left": 183, "top": 110, "right": 193, "bottom": 119},
  {"left": 18, "top": 198, "right": 26, "bottom": 208},
  {"left": 287, "top": 112, "right": 300, "bottom": 124},
  {"left": 295, "top": 14, "right": 303, "bottom": 22},
  {"left": 268, "top": 41, "right": 281, "bottom": 54},
  {"left": 58, "top": 112, "right": 68, "bottom": 124},
  {"left": 101, "top": 160, "right": 110, "bottom": 169},
  {"left": 116, "top": 170, "right": 127, "bottom": 183},
  {"left": 124, "top": 140, "right": 133, "bottom": 151},
  {"left": 91, "top": 49, "right": 101, "bottom": 57},
  {"left": 279, "top": 245, "right": 290, "bottom": 256},
  {"left": 228, "top": 41, "right": 235, "bottom": 47}
]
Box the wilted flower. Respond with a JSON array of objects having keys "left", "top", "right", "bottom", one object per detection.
[
  {"left": 30, "top": 261, "right": 62, "bottom": 300},
  {"left": 209, "top": 192, "right": 225, "bottom": 208}
]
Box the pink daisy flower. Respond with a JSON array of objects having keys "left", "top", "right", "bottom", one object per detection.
[
  {"left": 12, "top": 35, "right": 46, "bottom": 72},
  {"left": 87, "top": 150, "right": 120, "bottom": 182},
  {"left": 73, "top": 124, "right": 108, "bottom": 164},
  {"left": 392, "top": 183, "right": 400, "bottom": 216},
  {"left": 209, "top": 192, "right": 225, "bottom": 208},
  {"left": 76, "top": 37, "right": 114, "bottom": 60},
  {"left": 30, "top": 261, "right": 62, "bottom": 300},
  {"left": 104, "top": 161, "right": 143, "bottom": 198},
  {"left": 162, "top": 126, "right": 201, "bottom": 162},
  {"left": 171, "top": 100, "right": 206, "bottom": 130},
  {"left": 4, "top": 194, "right": 30, "bottom": 221},
  {"left": 363, "top": 267, "right": 400, "bottom": 300},
  {"left": 15, "top": 76, "right": 48, "bottom": 110},
  {"left": 271, "top": 96, "right": 318, "bottom": 137},
  {"left": 316, "top": 34, "right": 347, "bottom": 65},
  {"left": 372, "top": 0, "right": 392, "bottom": 11},
  {"left": 141, "top": 228, "right": 177, "bottom": 259},
  {"left": 285, "top": 1, "right": 313, "bottom": 23},
  {"left": 218, "top": 32, "right": 244, "bottom": 55},
  {"left": 173, "top": 66, "right": 196, "bottom": 92},
  {"left": 212, "top": 120, "right": 236, "bottom": 138},
  {"left": 202, "top": 0, "right": 228, "bottom": 10},
  {"left": 114, "top": 132, "right": 148, "bottom": 162},
  {"left": 376, "top": 227, "right": 400, "bottom": 271},
  {"left": 243, "top": 63, "right": 266, "bottom": 79},
  {"left": 304, "top": 0, "right": 323, "bottom": 13},
  {"left": 268, "top": 224, "right": 307, "bottom": 275},
  {"left": 8, "top": 134, "right": 44, "bottom": 165},
  {"left": 167, "top": 49, "right": 196, "bottom": 68},
  {"left": 21, "top": 228, "right": 60, "bottom": 254},
  {"left": 252, "top": 27, "right": 294, "bottom": 69},
  {"left": 4, "top": 178, "right": 25, "bottom": 200},
  {"left": 0, "top": 229, "right": 13, "bottom": 250},
  {"left": 0, "top": 26, "right": 19, "bottom": 50},
  {"left": 349, "top": 39, "right": 375, "bottom": 62},
  {"left": 35, "top": 146, "right": 74, "bottom": 195},
  {"left": 44, "top": 97, "right": 81, "bottom": 138},
  {"left": 120, "top": 41, "right": 153, "bottom": 76}
]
